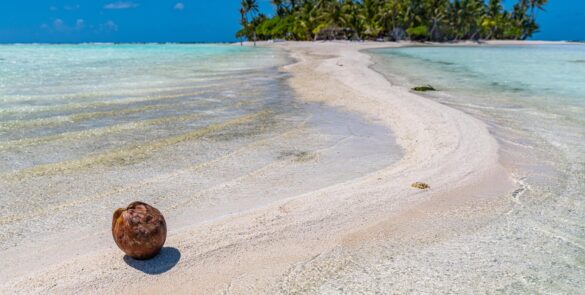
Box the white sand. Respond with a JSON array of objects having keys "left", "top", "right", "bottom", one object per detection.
[{"left": 1, "top": 41, "right": 522, "bottom": 294}]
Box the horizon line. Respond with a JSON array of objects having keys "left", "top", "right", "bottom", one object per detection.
[{"left": 0, "top": 39, "right": 583, "bottom": 45}]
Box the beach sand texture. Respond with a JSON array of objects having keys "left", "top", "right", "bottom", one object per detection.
[{"left": 4, "top": 41, "right": 565, "bottom": 294}]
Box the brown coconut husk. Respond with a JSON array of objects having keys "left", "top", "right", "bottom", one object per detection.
[{"left": 112, "top": 201, "right": 167, "bottom": 260}]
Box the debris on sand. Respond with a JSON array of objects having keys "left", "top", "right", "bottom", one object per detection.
[
  {"left": 412, "top": 85, "right": 436, "bottom": 92},
  {"left": 411, "top": 182, "right": 430, "bottom": 189}
]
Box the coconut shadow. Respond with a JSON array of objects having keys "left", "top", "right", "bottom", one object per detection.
[{"left": 123, "top": 247, "right": 181, "bottom": 275}]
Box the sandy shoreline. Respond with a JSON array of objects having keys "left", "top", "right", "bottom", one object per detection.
[{"left": 2, "top": 41, "right": 522, "bottom": 293}]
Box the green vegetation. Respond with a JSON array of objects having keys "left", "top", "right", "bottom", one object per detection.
[
  {"left": 412, "top": 85, "right": 436, "bottom": 91},
  {"left": 237, "top": 0, "right": 548, "bottom": 42}
]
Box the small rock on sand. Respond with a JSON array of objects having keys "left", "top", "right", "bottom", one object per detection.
[{"left": 411, "top": 182, "right": 430, "bottom": 189}]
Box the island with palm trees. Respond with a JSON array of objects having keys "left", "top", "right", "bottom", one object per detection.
[
  {"left": 3, "top": 1, "right": 584, "bottom": 293},
  {"left": 238, "top": 0, "right": 547, "bottom": 42}
]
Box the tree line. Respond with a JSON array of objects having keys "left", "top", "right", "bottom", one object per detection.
[{"left": 237, "top": 0, "right": 548, "bottom": 42}]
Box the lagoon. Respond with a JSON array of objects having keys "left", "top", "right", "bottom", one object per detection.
[{"left": 371, "top": 44, "right": 585, "bottom": 292}]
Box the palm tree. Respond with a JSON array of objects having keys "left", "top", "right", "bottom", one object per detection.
[
  {"left": 242, "top": 0, "right": 259, "bottom": 17},
  {"left": 272, "top": 0, "right": 287, "bottom": 17},
  {"left": 342, "top": 0, "right": 364, "bottom": 40},
  {"left": 240, "top": 0, "right": 546, "bottom": 42},
  {"left": 466, "top": 0, "right": 486, "bottom": 40},
  {"left": 362, "top": 0, "right": 383, "bottom": 40},
  {"left": 239, "top": 7, "right": 247, "bottom": 46},
  {"left": 296, "top": 1, "right": 319, "bottom": 40},
  {"left": 424, "top": 0, "right": 449, "bottom": 41},
  {"left": 528, "top": 0, "right": 548, "bottom": 18},
  {"left": 288, "top": 0, "right": 300, "bottom": 12},
  {"left": 379, "top": 0, "right": 405, "bottom": 41},
  {"left": 483, "top": 0, "right": 503, "bottom": 39},
  {"left": 315, "top": 0, "right": 346, "bottom": 38},
  {"left": 512, "top": 0, "right": 538, "bottom": 39},
  {"left": 241, "top": 0, "right": 259, "bottom": 45}
]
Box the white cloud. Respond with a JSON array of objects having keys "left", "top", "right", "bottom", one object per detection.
[
  {"left": 64, "top": 4, "right": 80, "bottom": 11},
  {"left": 75, "top": 19, "right": 85, "bottom": 30},
  {"left": 174, "top": 2, "right": 185, "bottom": 10},
  {"left": 99, "top": 20, "right": 119, "bottom": 32},
  {"left": 53, "top": 19, "right": 67, "bottom": 32},
  {"left": 41, "top": 18, "right": 117, "bottom": 35},
  {"left": 104, "top": 1, "right": 139, "bottom": 9},
  {"left": 43, "top": 18, "right": 86, "bottom": 33}
]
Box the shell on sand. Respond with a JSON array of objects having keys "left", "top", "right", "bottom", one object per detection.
[{"left": 112, "top": 201, "right": 167, "bottom": 260}]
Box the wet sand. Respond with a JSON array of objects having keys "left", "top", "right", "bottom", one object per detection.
[{"left": 1, "top": 41, "right": 527, "bottom": 293}]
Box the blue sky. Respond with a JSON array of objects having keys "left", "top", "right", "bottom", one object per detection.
[
  {"left": 529, "top": 0, "right": 584, "bottom": 41},
  {"left": 0, "top": 1, "right": 582, "bottom": 43}
]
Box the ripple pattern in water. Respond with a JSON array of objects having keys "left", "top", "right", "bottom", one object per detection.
[
  {"left": 367, "top": 45, "right": 585, "bottom": 293},
  {"left": 0, "top": 44, "right": 401, "bottom": 281}
]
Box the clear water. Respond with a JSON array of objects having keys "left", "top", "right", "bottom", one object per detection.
[
  {"left": 370, "top": 45, "right": 585, "bottom": 292},
  {"left": 0, "top": 45, "right": 401, "bottom": 281}
]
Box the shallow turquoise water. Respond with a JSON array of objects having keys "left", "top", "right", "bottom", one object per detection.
[
  {"left": 371, "top": 45, "right": 585, "bottom": 292},
  {"left": 0, "top": 45, "right": 293, "bottom": 167},
  {"left": 0, "top": 44, "right": 401, "bottom": 273},
  {"left": 0, "top": 44, "right": 282, "bottom": 114},
  {"left": 375, "top": 45, "right": 585, "bottom": 100},
  {"left": 0, "top": 45, "right": 277, "bottom": 93}
]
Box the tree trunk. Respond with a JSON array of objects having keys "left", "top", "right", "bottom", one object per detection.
[{"left": 430, "top": 19, "right": 437, "bottom": 41}]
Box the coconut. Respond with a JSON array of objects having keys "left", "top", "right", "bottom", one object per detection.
[{"left": 112, "top": 201, "right": 167, "bottom": 260}]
